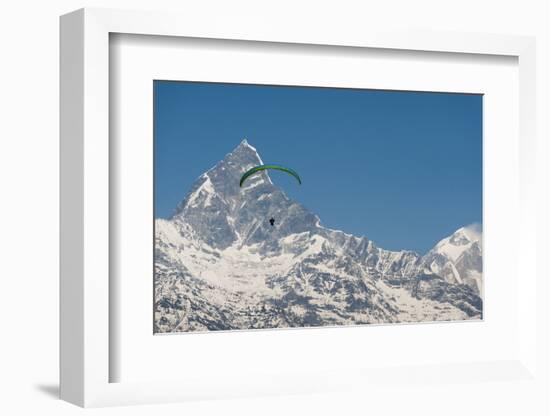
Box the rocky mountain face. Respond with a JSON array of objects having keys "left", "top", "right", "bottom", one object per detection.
[
  {"left": 154, "top": 140, "right": 483, "bottom": 333},
  {"left": 422, "top": 226, "right": 483, "bottom": 295}
]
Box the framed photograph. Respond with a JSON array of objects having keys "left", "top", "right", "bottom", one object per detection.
[
  {"left": 60, "top": 8, "right": 537, "bottom": 407},
  {"left": 152, "top": 81, "right": 483, "bottom": 335}
]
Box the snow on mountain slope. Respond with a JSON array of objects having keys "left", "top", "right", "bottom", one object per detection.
[
  {"left": 422, "top": 225, "right": 483, "bottom": 294},
  {"left": 430, "top": 225, "right": 481, "bottom": 262},
  {"left": 154, "top": 140, "right": 483, "bottom": 333}
]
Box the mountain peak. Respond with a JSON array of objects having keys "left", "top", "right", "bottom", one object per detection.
[
  {"left": 453, "top": 224, "right": 482, "bottom": 244},
  {"left": 225, "top": 139, "right": 264, "bottom": 166},
  {"left": 433, "top": 224, "right": 482, "bottom": 249},
  {"left": 236, "top": 138, "right": 256, "bottom": 152},
  {"left": 428, "top": 224, "right": 482, "bottom": 266}
]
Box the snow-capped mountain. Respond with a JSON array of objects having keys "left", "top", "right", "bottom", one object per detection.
[
  {"left": 154, "top": 140, "right": 483, "bottom": 333},
  {"left": 422, "top": 226, "right": 483, "bottom": 295}
]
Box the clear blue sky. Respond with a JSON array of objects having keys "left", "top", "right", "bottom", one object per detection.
[{"left": 154, "top": 81, "right": 482, "bottom": 254}]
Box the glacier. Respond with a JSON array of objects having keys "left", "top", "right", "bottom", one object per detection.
[{"left": 154, "top": 140, "right": 483, "bottom": 333}]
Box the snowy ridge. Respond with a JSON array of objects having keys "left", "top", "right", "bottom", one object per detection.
[
  {"left": 423, "top": 225, "right": 483, "bottom": 294},
  {"left": 155, "top": 140, "right": 483, "bottom": 333}
]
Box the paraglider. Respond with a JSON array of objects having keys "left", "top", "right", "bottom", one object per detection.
[
  {"left": 239, "top": 164, "right": 301, "bottom": 188},
  {"left": 239, "top": 164, "right": 301, "bottom": 228}
]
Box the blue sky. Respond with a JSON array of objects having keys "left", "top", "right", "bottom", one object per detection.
[{"left": 154, "top": 81, "right": 482, "bottom": 254}]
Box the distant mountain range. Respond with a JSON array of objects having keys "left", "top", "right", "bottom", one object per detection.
[{"left": 154, "top": 140, "right": 482, "bottom": 333}]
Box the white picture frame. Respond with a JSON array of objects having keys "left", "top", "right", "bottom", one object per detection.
[{"left": 60, "top": 7, "right": 537, "bottom": 407}]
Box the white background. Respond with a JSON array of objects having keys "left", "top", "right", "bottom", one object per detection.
[
  {"left": 112, "top": 34, "right": 519, "bottom": 383},
  {"left": 1, "top": 1, "right": 549, "bottom": 415}
]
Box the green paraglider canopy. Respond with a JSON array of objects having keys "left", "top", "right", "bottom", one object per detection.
[{"left": 239, "top": 164, "right": 301, "bottom": 187}]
